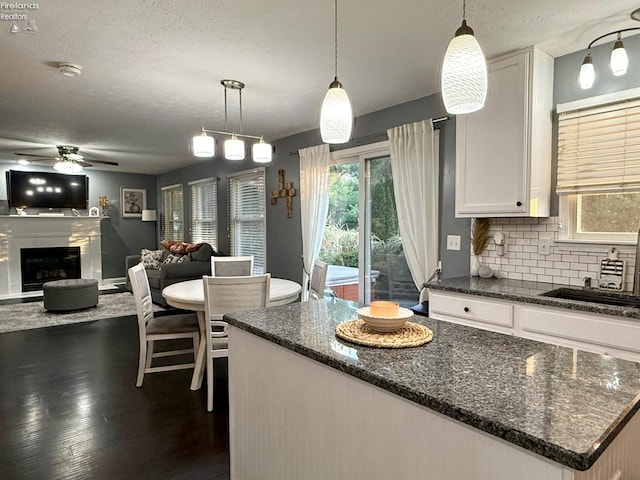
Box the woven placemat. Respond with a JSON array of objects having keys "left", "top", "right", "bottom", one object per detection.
[{"left": 336, "top": 319, "right": 433, "bottom": 349}]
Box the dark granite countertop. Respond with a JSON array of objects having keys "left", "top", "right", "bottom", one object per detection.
[
  {"left": 225, "top": 299, "right": 640, "bottom": 471},
  {"left": 427, "top": 276, "right": 640, "bottom": 319}
]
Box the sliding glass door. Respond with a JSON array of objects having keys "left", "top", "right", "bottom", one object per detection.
[{"left": 319, "top": 143, "right": 416, "bottom": 306}]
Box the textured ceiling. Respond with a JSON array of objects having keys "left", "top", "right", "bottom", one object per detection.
[{"left": 0, "top": 0, "right": 638, "bottom": 173}]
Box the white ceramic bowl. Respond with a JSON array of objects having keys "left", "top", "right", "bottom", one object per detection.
[{"left": 357, "top": 306, "right": 414, "bottom": 333}]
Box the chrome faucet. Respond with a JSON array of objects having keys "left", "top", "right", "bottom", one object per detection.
[
  {"left": 634, "top": 227, "right": 640, "bottom": 295},
  {"left": 583, "top": 277, "right": 591, "bottom": 289}
]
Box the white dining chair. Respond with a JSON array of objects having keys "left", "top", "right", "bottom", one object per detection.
[
  {"left": 128, "top": 263, "right": 200, "bottom": 387},
  {"left": 202, "top": 273, "right": 270, "bottom": 411},
  {"left": 211, "top": 255, "right": 254, "bottom": 276},
  {"left": 309, "top": 260, "right": 328, "bottom": 300}
]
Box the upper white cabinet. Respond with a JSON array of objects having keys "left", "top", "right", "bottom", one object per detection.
[{"left": 455, "top": 46, "right": 553, "bottom": 217}]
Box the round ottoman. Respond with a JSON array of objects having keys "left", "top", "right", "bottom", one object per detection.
[{"left": 43, "top": 279, "right": 99, "bottom": 312}]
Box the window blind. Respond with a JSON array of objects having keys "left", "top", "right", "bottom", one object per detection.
[
  {"left": 161, "top": 184, "right": 184, "bottom": 241},
  {"left": 229, "top": 168, "right": 266, "bottom": 274},
  {"left": 189, "top": 177, "right": 218, "bottom": 248},
  {"left": 557, "top": 97, "right": 640, "bottom": 194}
]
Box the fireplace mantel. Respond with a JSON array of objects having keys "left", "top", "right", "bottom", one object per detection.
[{"left": 0, "top": 216, "right": 102, "bottom": 297}]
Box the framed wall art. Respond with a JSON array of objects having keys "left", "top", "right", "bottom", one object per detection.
[{"left": 121, "top": 188, "right": 147, "bottom": 218}]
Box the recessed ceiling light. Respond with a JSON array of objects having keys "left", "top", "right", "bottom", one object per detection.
[{"left": 58, "top": 62, "right": 82, "bottom": 77}]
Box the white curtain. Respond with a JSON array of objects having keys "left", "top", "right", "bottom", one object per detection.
[
  {"left": 387, "top": 120, "right": 439, "bottom": 303},
  {"left": 299, "top": 144, "right": 330, "bottom": 301}
]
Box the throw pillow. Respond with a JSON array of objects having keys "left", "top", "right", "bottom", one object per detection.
[
  {"left": 161, "top": 240, "right": 204, "bottom": 254},
  {"left": 140, "top": 249, "right": 163, "bottom": 270},
  {"left": 162, "top": 253, "right": 191, "bottom": 265}
]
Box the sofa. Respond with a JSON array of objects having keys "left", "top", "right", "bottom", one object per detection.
[{"left": 125, "top": 242, "right": 221, "bottom": 307}]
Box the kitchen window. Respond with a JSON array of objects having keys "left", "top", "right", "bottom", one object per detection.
[
  {"left": 557, "top": 88, "right": 640, "bottom": 243},
  {"left": 189, "top": 177, "right": 218, "bottom": 248},
  {"left": 228, "top": 167, "right": 266, "bottom": 274}
]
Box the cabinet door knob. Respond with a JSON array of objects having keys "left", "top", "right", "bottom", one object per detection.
[
  {"left": 463, "top": 307, "right": 470, "bottom": 313},
  {"left": 516, "top": 201, "right": 522, "bottom": 207}
]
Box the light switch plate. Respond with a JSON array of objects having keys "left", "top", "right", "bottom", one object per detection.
[{"left": 446, "top": 235, "right": 461, "bottom": 251}]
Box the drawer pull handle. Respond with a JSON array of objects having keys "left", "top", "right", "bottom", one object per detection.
[
  {"left": 516, "top": 201, "right": 522, "bottom": 207},
  {"left": 463, "top": 307, "right": 470, "bottom": 313}
]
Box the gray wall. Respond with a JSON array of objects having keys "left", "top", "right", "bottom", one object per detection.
[
  {"left": 0, "top": 165, "right": 157, "bottom": 279},
  {"left": 156, "top": 92, "right": 470, "bottom": 284}
]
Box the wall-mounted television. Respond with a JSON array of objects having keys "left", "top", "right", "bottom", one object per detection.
[{"left": 7, "top": 170, "right": 89, "bottom": 209}]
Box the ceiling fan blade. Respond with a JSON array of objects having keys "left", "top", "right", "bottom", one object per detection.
[
  {"left": 78, "top": 158, "right": 119, "bottom": 166},
  {"left": 14, "top": 153, "right": 54, "bottom": 159}
]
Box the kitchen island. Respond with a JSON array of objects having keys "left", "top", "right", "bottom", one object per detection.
[{"left": 225, "top": 298, "right": 640, "bottom": 480}]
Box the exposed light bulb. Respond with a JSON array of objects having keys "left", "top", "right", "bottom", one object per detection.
[
  {"left": 441, "top": 20, "right": 488, "bottom": 115},
  {"left": 610, "top": 39, "right": 628, "bottom": 76},
  {"left": 320, "top": 79, "right": 353, "bottom": 144},
  {"left": 579, "top": 53, "right": 595, "bottom": 89}
]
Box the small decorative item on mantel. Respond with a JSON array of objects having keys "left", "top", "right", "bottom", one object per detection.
[
  {"left": 271, "top": 169, "right": 297, "bottom": 218},
  {"left": 470, "top": 218, "right": 490, "bottom": 277}
]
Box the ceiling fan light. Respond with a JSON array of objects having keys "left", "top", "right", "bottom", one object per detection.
[
  {"left": 252, "top": 139, "right": 272, "bottom": 163},
  {"left": 610, "top": 39, "right": 628, "bottom": 76},
  {"left": 192, "top": 131, "right": 215, "bottom": 157},
  {"left": 224, "top": 135, "right": 245, "bottom": 160},
  {"left": 579, "top": 53, "right": 595, "bottom": 89},
  {"left": 320, "top": 80, "right": 353, "bottom": 144},
  {"left": 54, "top": 160, "right": 82, "bottom": 174},
  {"left": 441, "top": 21, "right": 488, "bottom": 115}
]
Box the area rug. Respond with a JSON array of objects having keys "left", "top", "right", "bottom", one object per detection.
[{"left": 0, "top": 292, "right": 166, "bottom": 334}]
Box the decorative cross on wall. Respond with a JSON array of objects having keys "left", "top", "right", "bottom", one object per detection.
[{"left": 271, "top": 169, "right": 297, "bottom": 218}]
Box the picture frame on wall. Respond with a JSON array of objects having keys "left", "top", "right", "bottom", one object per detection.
[{"left": 121, "top": 188, "right": 147, "bottom": 218}]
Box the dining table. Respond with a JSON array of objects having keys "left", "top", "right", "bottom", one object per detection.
[{"left": 162, "top": 277, "right": 302, "bottom": 390}]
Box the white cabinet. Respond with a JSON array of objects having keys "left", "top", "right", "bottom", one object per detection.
[
  {"left": 429, "top": 290, "right": 640, "bottom": 362},
  {"left": 455, "top": 46, "right": 553, "bottom": 217},
  {"left": 429, "top": 290, "right": 514, "bottom": 334},
  {"left": 517, "top": 304, "right": 640, "bottom": 362}
]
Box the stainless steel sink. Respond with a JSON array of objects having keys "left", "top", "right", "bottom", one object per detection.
[{"left": 541, "top": 288, "right": 640, "bottom": 308}]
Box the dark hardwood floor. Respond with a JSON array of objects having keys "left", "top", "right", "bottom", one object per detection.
[{"left": 0, "top": 307, "right": 230, "bottom": 480}]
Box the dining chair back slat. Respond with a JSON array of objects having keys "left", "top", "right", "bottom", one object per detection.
[
  {"left": 211, "top": 255, "right": 254, "bottom": 277},
  {"left": 128, "top": 263, "right": 200, "bottom": 387},
  {"left": 202, "top": 273, "right": 270, "bottom": 411}
]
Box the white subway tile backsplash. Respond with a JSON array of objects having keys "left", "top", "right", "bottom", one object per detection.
[{"left": 470, "top": 217, "right": 636, "bottom": 291}]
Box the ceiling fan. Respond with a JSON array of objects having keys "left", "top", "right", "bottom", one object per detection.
[{"left": 14, "top": 145, "right": 119, "bottom": 173}]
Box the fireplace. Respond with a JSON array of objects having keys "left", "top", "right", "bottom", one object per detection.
[{"left": 20, "top": 247, "right": 82, "bottom": 292}]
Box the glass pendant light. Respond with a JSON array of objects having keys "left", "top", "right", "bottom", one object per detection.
[
  {"left": 224, "top": 134, "right": 245, "bottom": 160},
  {"left": 610, "top": 34, "right": 629, "bottom": 76},
  {"left": 252, "top": 138, "right": 272, "bottom": 163},
  {"left": 441, "top": 0, "right": 487, "bottom": 115},
  {"left": 579, "top": 53, "right": 595, "bottom": 89},
  {"left": 192, "top": 129, "right": 215, "bottom": 157},
  {"left": 320, "top": 0, "right": 352, "bottom": 144}
]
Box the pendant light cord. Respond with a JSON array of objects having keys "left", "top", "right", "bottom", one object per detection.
[
  {"left": 462, "top": 0, "right": 466, "bottom": 20},
  {"left": 334, "top": 0, "right": 338, "bottom": 79},
  {"left": 239, "top": 88, "right": 243, "bottom": 134},
  {"left": 224, "top": 85, "right": 229, "bottom": 132}
]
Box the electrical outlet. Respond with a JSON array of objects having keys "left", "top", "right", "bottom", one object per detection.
[
  {"left": 539, "top": 238, "right": 551, "bottom": 255},
  {"left": 446, "top": 235, "right": 461, "bottom": 251}
]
